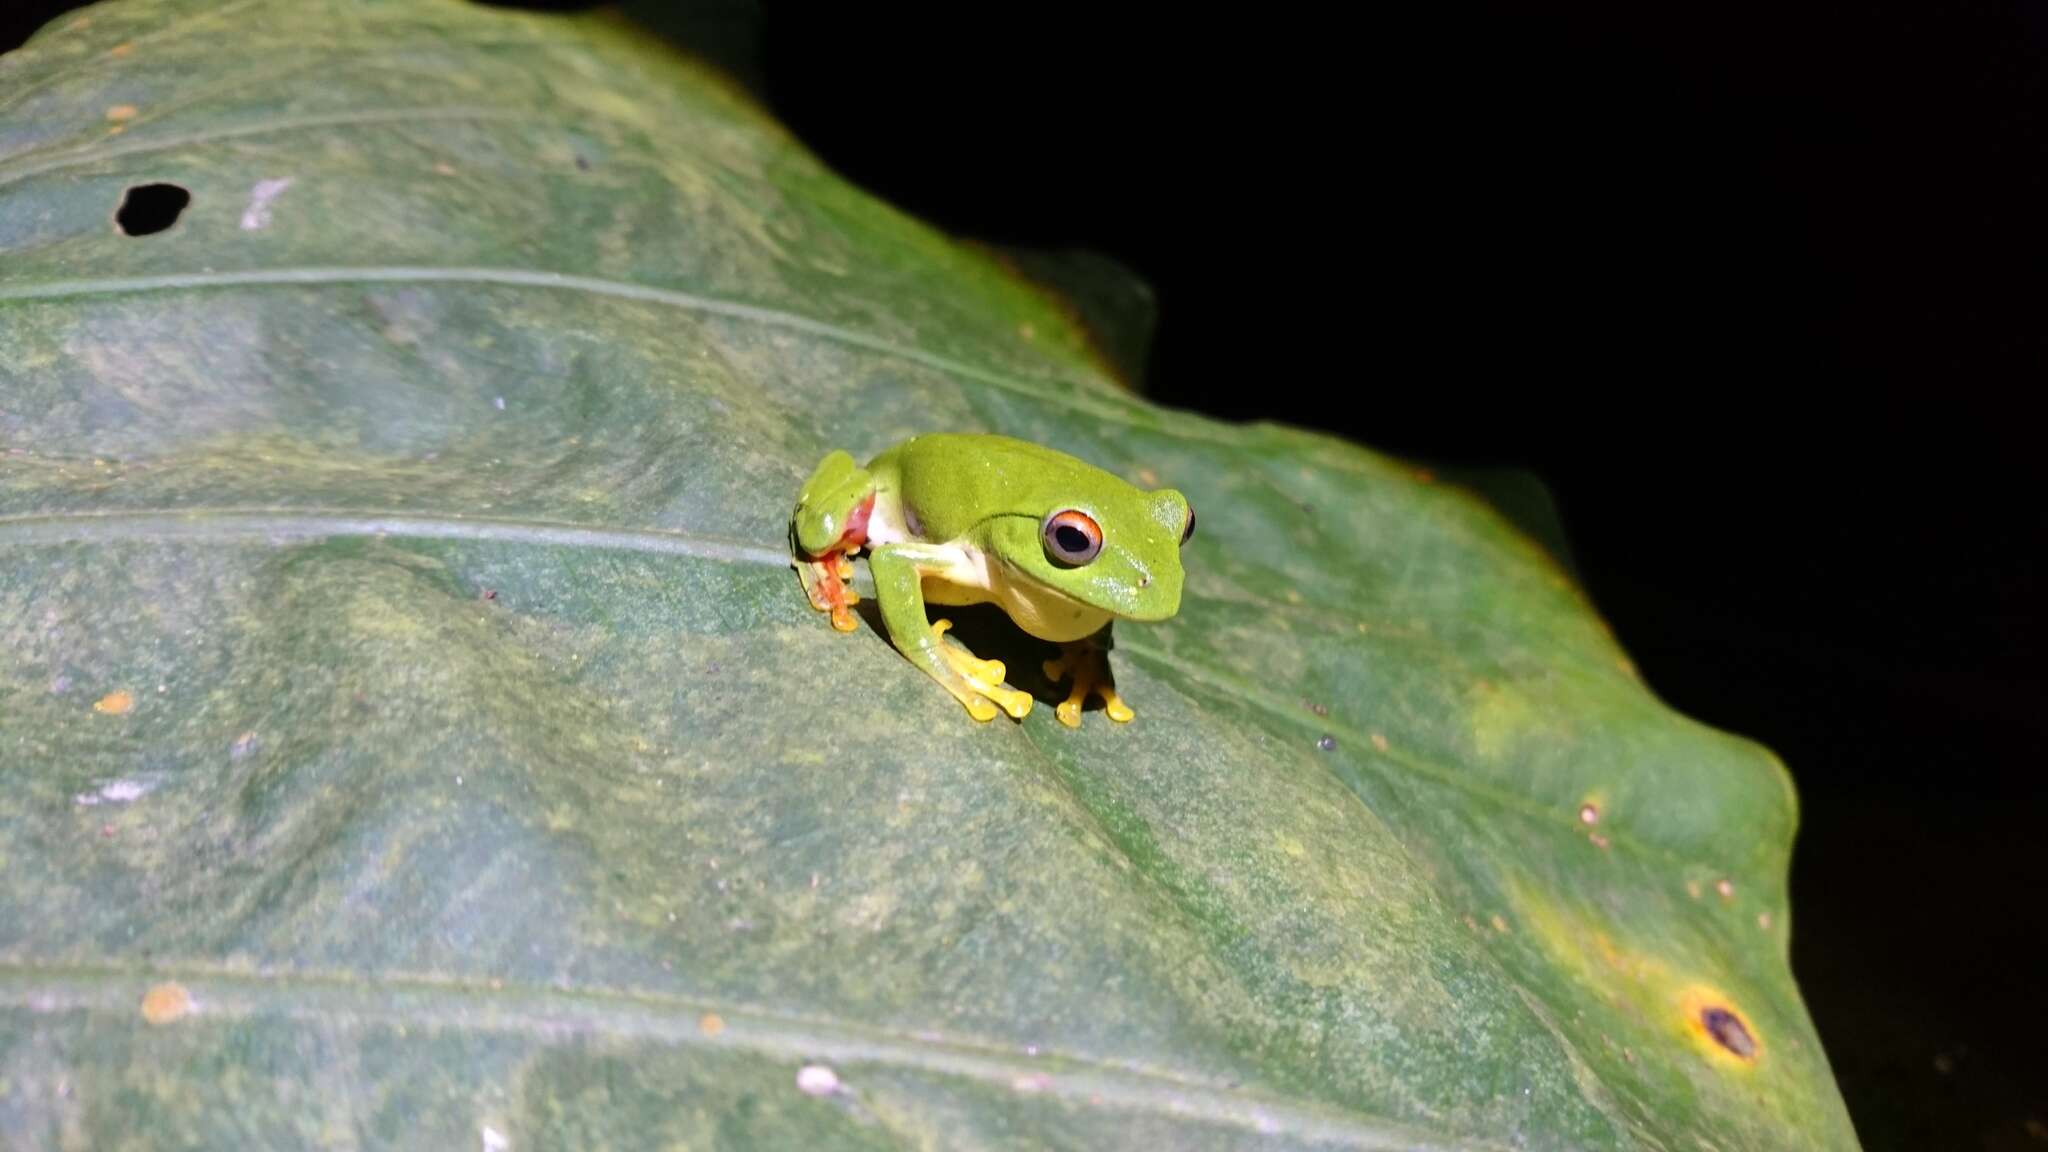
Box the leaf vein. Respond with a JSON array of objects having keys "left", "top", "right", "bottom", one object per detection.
[{"left": 0, "top": 959, "right": 1485, "bottom": 1151}]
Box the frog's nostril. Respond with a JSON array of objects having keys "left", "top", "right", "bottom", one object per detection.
[{"left": 1140, "top": 575, "right": 1151, "bottom": 588}]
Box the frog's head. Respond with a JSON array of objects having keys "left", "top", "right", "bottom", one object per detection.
[{"left": 991, "top": 486, "right": 1194, "bottom": 621}]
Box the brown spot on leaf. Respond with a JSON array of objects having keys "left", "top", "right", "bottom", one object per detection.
[
  {"left": 1716, "top": 879, "right": 1735, "bottom": 900},
  {"left": 1489, "top": 914, "right": 1511, "bottom": 934},
  {"left": 104, "top": 104, "right": 137, "bottom": 122},
  {"left": 1369, "top": 732, "right": 1389, "bottom": 752},
  {"left": 1680, "top": 985, "right": 1763, "bottom": 1066},
  {"left": 140, "top": 983, "right": 192, "bottom": 1025},
  {"left": 1699, "top": 1006, "right": 1757, "bottom": 1059},
  {"left": 697, "top": 1012, "right": 725, "bottom": 1037},
  {"left": 109, "top": 42, "right": 134, "bottom": 58},
  {"left": 93, "top": 690, "right": 134, "bottom": 715}
]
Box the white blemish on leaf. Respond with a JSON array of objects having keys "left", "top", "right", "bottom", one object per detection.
[
  {"left": 796, "top": 1064, "right": 840, "bottom": 1096},
  {"left": 480, "top": 1125, "right": 509, "bottom": 1152},
  {"left": 239, "top": 177, "right": 294, "bottom": 230},
  {"left": 73, "top": 778, "right": 155, "bottom": 806}
]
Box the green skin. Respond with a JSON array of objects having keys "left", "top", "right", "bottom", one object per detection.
[{"left": 791, "top": 433, "right": 1193, "bottom": 726}]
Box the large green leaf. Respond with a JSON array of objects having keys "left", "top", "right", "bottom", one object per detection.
[{"left": 0, "top": 2, "right": 1857, "bottom": 1148}]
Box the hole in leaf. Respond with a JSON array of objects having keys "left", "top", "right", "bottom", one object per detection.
[
  {"left": 1699, "top": 1006, "right": 1758, "bottom": 1059},
  {"left": 115, "top": 183, "right": 190, "bottom": 236}
]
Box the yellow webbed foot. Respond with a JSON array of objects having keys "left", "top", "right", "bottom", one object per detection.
[
  {"left": 1044, "top": 641, "right": 1133, "bottom": 728},
  {"left": 933, "top": 619, "right": 1033, "bottom": 720}
]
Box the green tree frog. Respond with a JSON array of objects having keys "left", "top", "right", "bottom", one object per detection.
[{"left": 790, "top": 433, "right": 1194, "bottom": 727}]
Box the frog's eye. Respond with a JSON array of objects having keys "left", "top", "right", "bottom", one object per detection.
[
  {"left": 1041, "top": 509, "right": 1103, "bottom": 566},
  {"left": 1180, "top": 504, "right": 1196, "bottom": 546}
]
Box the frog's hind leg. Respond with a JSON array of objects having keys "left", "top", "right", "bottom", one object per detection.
[
  {"left": 790, "top": 450, "right": 876, "bottom": 633},
  {"left": 1043, "top": 630, "right": 1134, "bottom": 728},
  {"left": 869, "top": 545, "right": 1033, "bottom": 722}
]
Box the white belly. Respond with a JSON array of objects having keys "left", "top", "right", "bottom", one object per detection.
[{"left": 913, "top": 541, "right": 1111, "bottom": 642}]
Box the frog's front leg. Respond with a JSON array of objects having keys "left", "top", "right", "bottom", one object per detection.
[
  {"left": 1043, "top": 630, "right": 1134, "bottom": 728},
  {"left": 790, "top": 450, "right": 876, "bottom": 633},
  {"left": 869, "top": 544, "right": 1033, "bottom": 722}
]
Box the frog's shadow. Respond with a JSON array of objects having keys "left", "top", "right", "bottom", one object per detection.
[{"left": 850, "top": 600, "right": 1115, "bottom": 716}]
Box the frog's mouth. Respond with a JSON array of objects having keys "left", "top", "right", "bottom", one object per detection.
[{"left": 1039, "top": 565, "right": 1182, "bottom": 623}]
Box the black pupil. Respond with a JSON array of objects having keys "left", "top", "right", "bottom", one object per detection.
[
  {"left": 1182, "top": 507, "right": 1196, "bottom": 543},
  {"left": 1054, "top": 524, "right": 1092, "bottom": 554}
]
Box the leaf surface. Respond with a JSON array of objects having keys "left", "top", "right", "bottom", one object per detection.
[{"left": 0, "top": 3, "right": 1856, "bottom": 1148}]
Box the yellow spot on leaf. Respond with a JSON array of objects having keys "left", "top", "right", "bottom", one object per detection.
[
  {"left": 1512, "top": 882, "right": 1767, "bottom": 1072},
  {"left": 93, "top": 690, "right": 134, "bottom": 715},
  {"left": 109, "top": 42, "right": 134, "bottom": 58},
  {"left": 1469, "top": 678, "right": 1537, "bottom": 761},
  {"left": 1369, "top": 731, "right": 1388, "bottom": 752},
  {"left": 105, "top": 104, "right": 138, "bottom": 122},
  {"left": 140, "top": 983, "right": 191, "bottom": 1025},
  {"left": 1680, "top": 983, "right": 1763, "bottom": 1067},
  {"left": 698, "top": 1013, "right": 725, "bottom": 1037},
  {"left": 1489, "top": 914, "right": 1511, "bottom": 934}
]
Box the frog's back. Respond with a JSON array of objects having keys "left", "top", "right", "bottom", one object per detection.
[{"left": 877, "top": 433, "right": 1121, "bottom": 541}]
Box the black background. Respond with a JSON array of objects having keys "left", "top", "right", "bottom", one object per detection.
[{"left": 6, "top": 3, "right": 2043, "bottom": 1146}]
